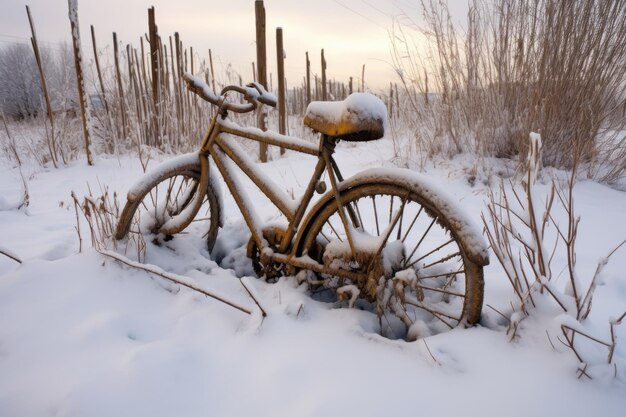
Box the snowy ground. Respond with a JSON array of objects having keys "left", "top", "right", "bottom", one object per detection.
[{"left": 1, "top": 138, "right": 625, "bottom": 417}]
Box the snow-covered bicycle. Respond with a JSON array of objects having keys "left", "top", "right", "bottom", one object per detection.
[{"left": 115, "top": 74, "right": 489, "bottom": 337}]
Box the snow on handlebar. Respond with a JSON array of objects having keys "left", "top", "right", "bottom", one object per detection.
[
  {"left": 183, "top": 73, "right": 276, "bottom": 112},
  {"left": 244, "top": 82, "right": 278, "bottom": 108}
]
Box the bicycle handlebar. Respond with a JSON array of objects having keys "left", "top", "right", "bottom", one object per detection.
[{"left": 183, "top": 73, "right": 277, "bottom": 113}]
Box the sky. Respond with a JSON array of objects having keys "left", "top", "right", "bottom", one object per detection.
[{"left": 0, "top": 0, "right": 446, "bottom": 92}]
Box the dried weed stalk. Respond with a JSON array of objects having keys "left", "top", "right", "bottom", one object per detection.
[
  {"left": 71, "top": 184, "right": 145, "bottom": 262},
  {"left": 483, "top": 133, "right": 626, "bottom": 377},
  {"left": 392, "top": 0, "right": 626, "bottom": 183},
  {"left": 1, "top": 112, "right": 30, "bottom": 209},
  {"left": 70, "top": 186, "right": 264, "bottom": 318}
]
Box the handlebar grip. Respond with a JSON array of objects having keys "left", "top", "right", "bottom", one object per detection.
[
  {"left": 183, "top": 73, "right": 220, "bottom": 105},
  {"left": 184, "top": 73, "right": 275, "bottom": 112},
  {"left": 259, "top": 94, "right": 277, "bottom": 108},
  {"left": 246, "top": 82, "right": 278, "bottom": 108}
]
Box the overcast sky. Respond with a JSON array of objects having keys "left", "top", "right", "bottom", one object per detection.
[{"left": 0, "top": 0, "right": 466, "bottom": 91}]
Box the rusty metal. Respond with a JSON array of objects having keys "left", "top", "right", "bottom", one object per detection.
[
  {"left": 116, "top": 75, "right": 487, "bottom": 330},
  {"left": 214, "top": 134, "right": 295, "bottom": 220}
]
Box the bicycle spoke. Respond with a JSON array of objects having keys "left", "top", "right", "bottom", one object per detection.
[
  {"left": 298, "top": 181, "right": 483, "bottom": 338},
  {"left": 401, "top": 206, "right": 424, "bottom": 243},
  {"left": 397, "top": 201, "right": 404, "bottom": 240},
  {"left": 419, "top": 251, "right": 461, "bottom": 270},
  {"left": 403, "top": 299, "right": 459, "bottom": 327},
  {"left": 368, "top": 198, "right": 407, "bottom": 265},
  {"left": 171, "top": 178, "right": 187, "bottom": 211},
  {"left": 139, "top": 200, "right": 156, "bottom": 223},
  {"left": 372, "top": 196, "right": 380, "bottom": 236},
  {"left": 148, "top": 180, "right": 158, "bottom": 209},
  {"left": 191, "top": 217, "right": 212, "bottom": 222},
  {"left": 354, "top": 199, "right": 365, "bottom": 232},
  {"left": 345, "top": 201, "right": 361, "bottom": 229},
  {"left": 163, "top": 178, "right": 177, "bottom": 216},
  {"left": 326, "top": 220, "right": 344, "bottom": 242},
  {"left": 403, "top": 216, "right": 437, "bottom": 268},
  {"left": 412, "top": 238, "right": 456, "bottom": 265},
  {"left": 416, "top": 284, "right": 465, "bottom": 298},
  {"left": 417, "top": 268, "right": 465, "bottom": 280}
]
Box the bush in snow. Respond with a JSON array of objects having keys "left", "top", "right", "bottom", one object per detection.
[{"left": 483, "top": 132, "right": 626, "bottom": 379}]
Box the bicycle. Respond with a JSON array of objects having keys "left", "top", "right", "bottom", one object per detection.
[{"left": 114, "top": 73, "right": 489, "bottom": 338}]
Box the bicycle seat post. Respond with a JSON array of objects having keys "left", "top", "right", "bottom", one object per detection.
[{"left": 320, "top": 134, "right": 337, "bottom": 154}]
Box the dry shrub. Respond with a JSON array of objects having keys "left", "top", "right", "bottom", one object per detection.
[
  {"left": 71, "top": 184, "right": 146, "bottom": 262},
  {"left": 483, "top": 133, "right": 626, "bottom": 379},
  {"left": 392, "top": 0, "right": 626, "bottom": 183}
]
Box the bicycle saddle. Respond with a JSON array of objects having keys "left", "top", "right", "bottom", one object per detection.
[{"left": 304, "top": 93, "right": 387, "bottom": 141}]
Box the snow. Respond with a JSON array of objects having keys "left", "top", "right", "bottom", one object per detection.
[
  {"left": 126, "top": 152, "right": 224, "bottom": 227},
  {"left": 306, "top": 93, "right": 387, "bottom": 126},
  {"left": 182, "top": 73, "right": 220, "bottom": 104},
  {"left": 528, "top": 132, "right": 543, "bottom": 183},
  {"left": 127, "top": 152, "right": 201, "bottom": 200},
  {"left": 337, "top": 167, "right": 490, "bottom": 264},
  {"left": 305, "top": 92, "right": 387, "bottom": 140},
  {"left": 1, "top": 137, "right": 626, "bottom": 416}
]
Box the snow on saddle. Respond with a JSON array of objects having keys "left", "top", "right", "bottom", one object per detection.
[{"left": 304, "top": 93, "right": 387, "bottom": 142}]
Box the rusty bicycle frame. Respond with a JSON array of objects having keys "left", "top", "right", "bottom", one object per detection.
[
  {"left": 198, "top": 107, "right": 365, "bottom": 282},
  {"left": 116, "top": 73, "right": 489, "bottom": 330}
]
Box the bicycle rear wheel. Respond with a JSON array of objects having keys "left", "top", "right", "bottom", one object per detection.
[{"left": 297, "top": 174, "right": 486, "bottom": 338}]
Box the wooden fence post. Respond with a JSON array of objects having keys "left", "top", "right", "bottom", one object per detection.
[
  {"left": 255, "top": 0, "right": 268, "bottom": 162},
  {"left": 26, "top": 5, "right": 58, "bottom": 167},
  {"left": 148, "top": 8, "right": 159, "bottom": 104},
  {"left": 395, "top": 83, "right": 400, "bottom": 118},
  {"left": 276, "top": 27, "right": 286, "bottom": 155},
  {"left": 305, "top": 52, "right": 311, "bottom": 105},
  {"left": 321, "top": 49, "right": 327, "bottom": 100},
  {"left": 90, "top": 25, "right": 116, "bottom": 153},
  {"left": 389, "top": 82, "right": 394, "bottom": 119},
  {"left": 90, "top": 26, "right": 109, "bottom": 115},
  {"left": 112, "top": 32, "right": 127, "bottom": 140},
  {"left": 148, "top": 7, "right": 162, "bottom": 147},
  {"left": 361, "top": 64, "right": 365, "bottom": 92},
  {"left": 68, "top": 0, "right": 93, "bottom": 165},
  {"left": 209, "top": 49, "right": 217, "bottom": 93}
]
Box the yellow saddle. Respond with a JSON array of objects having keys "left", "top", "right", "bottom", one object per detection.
[{"left": 304, "top": 93, "right": 387, "bottom": 142}]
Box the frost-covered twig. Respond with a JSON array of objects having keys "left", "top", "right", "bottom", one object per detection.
[
  {"left": 71, "top": 191, "right": 83, "bottom": 253},
  {"left": 0, "top": 246, "right": 22, "bottom": 264},
  {"left": 239, "top": 277, "right": 267, "bottom": 317},
  {"left": 580, "top": 239, "right": 626, "bottom": 320},
  {"left": 481, "top": 133, "right": 626, "bottom": 379},
  {"left": 560, "top": 316, "right": 625, "bottom": 377},
  {"left": 71, "top": 185, "right": 121, "bottom": 253},
  {"left": 608, "top": 311, "right": 626, "bottom": 364},
  {"left": 486, "top": 304, "right": 510, "bottom": 324},
  {"left": 98, "top": 249, "right": 253, "bottom": 316},
  {"left": 422, "top": 338, "right": 440, "bottom": 366},
  {"left": 1, "top": 113, "right": 29, "bottom": 209},
  {"left": 561, "top": 324, "right": 611, "bottom": 348}
]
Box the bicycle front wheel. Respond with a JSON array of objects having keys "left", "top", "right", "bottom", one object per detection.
[
  {"left": 297, "top": 170, "right": 487, "bottom": 338},
  {"left": 115, "top": 154, "right": 222, "bottom": 254}
]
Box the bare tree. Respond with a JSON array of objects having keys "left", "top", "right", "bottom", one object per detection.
[{"left": 0, "top": 44, "right": 43, "bottom": 119}]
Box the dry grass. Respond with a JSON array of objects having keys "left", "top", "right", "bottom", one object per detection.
[
  {"left": 391, "top": 0, "right": 626, "bottom": 183},
  {"left": 482, "top": 132, "right": 626, "bottom": 377}
]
